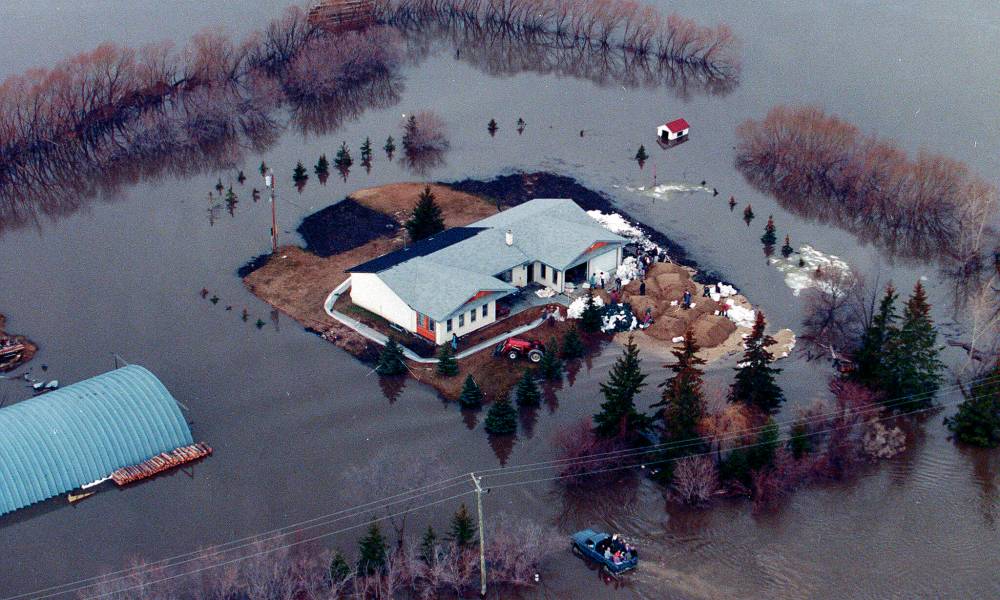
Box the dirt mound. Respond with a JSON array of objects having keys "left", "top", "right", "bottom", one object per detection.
[
  {"left": 297, "top": 198, "right": 399, "bottom": 257},
  {"left": 690, "top": 315, "right": 737, "bottom": 348}
]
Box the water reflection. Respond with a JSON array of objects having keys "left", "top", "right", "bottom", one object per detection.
[
  {"left": 377, "top": 373, "right": 406, "bottom": 403},
  {"left": 488, "top": 432, "right": 516, "bottom": 466}
]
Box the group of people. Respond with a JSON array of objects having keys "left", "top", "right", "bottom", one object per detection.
[{"left": 598, "top": 534, "right": 637, "bottom": 565}]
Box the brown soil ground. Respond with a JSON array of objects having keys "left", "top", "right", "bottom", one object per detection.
[
  {"left": 349, "top": 183, "right": 496, "bottom": 228},
  {"left": 0, "top": 313, "right": 37, "bottom": 372}
]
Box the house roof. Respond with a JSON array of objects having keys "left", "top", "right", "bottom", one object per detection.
[
  {"left": 665, "top": 118, "right": 690, "bottom": 132},
  {"left": 0, "top": 365, "right": 193, "bottom": 516},
  {"left": 348, "top": 198, "right": 627, "bottom": 321}
]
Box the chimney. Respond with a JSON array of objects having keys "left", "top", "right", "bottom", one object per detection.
[{"left": 505, "top": 229, "right": 513, "bottom": 246}]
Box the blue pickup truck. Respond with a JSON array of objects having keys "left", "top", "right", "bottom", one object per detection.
[{"left": 570, "top": 528, "right": 639, "bottom": 575}]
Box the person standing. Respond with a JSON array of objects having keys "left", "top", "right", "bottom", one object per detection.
[
  {"left": 599, "top": 271, "right": 606, "bottom": 289},
  {"left": 639, "top": 279, "right": 646, "bottom": 296},
  {"left": 451, "top": 333, "right": 458, "bottom": 351}
]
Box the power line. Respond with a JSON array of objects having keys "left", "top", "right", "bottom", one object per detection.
[{"left": 8, "top": 375, "right": 995, "bottom": 600}]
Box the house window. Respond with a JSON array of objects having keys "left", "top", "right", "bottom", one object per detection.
[
  {"left": 540, "top": 264, "right": 547, "bottom": 279},
  {"left": 459, "top": 314, "right": 465, "bottom": 327},
  {"left": 416, "top": 314, "right": 423, "bottom": 327},
  {"left": 447, "top": 319, "right": 453, "bottom": 332},
  {"left": 427, "top": 317, "right": 435, "bottom": 330},
  {"left": 471, "top": 308, "right": 477, "bottom": 323},
  {"left": 482, "top": 304, "right": 488, "bottom": 318}
]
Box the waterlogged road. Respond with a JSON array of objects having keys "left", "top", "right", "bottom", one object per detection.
[{"left": 1, "top": 1, "right": 999, "bottom": 598}]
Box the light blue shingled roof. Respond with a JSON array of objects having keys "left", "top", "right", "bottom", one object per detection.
[
  {"left": 0, "top": 365, "right": 192, "bottom": 516},
  {"left": 379, "top": 258, "right": 515, "bottom": 322}
]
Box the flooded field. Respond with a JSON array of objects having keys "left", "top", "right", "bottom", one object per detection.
[{"left": 1, "top": 1, "right": 998, "bottom": 598}]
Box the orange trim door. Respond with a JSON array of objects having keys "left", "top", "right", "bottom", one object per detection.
[{"left": 416, "top": 313, "right": 436, "bottom": 342}]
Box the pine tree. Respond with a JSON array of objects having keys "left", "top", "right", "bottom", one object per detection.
[
  {"left": 579, "top": 288, "right": 603, "bottom": 333},
  {"left": 561, "top": 326, "right": 585, "bottom": 359},
  {"left": 436, "top": 344, "right": 459, "bottom": 377},
  {"left": 761, "top": 215, "right": 777, "bottom": 246},
  {"left": 538, "top": 336, "right": 563, "bottom": 380},
  {"left": 356, "top": 521, "right": 388, "bottom": 575},
  {"left": 594, "top": 335, "right": 650, "bottom": 439},
  {"left": 651, "top": 329, "right": 706, "bottom": 452},
  {"left": 781, "top": 235, "right": 794, "bottom": 259},
  {"left": 788, "top": 419, "right": 813, "bottom": 458},
  {"left": 885, "top": 281, "right": 943, "bottom": 408},
  {"left": 384, "top": 135, "right": 396, "bottom": 159},
  {"left": 458, "top": 374, "right": 484, "bottom": 408},
  {"left": 743, "top": 204, "right": 755, "bottom": 224},
  {"left": 215, "top": 178, "right": 224, "bottom": 193},
  {"left": 516, "top": 117, "right": 526, "bottom": 134},
  {"left": 402, "top": 115, "right": 418, "bottom": 150},
  {"left": 315, "top": 153, "right": 329, "bottom": 175},
  {"left": 851, "top": 285, "right": 898, "bottom": 390},
  {"left": 514, "top": 368, "right": 541, "bottom": 407},
  {"left": 635, "top": 145, "right": 649, "bottom": 164},
  {"left": 419, "top": 526, "right": 438, "bottom": 564},
  {"left": 334, "top": 142, "right": 353, "bottom": 170},
  {"left": 945, "top": 363, "right": 1000, "bottom": 447},
  {"left": 292, "top": 161, "right": 308, "bottom": 183},
  {"left": 329, "top": 549, "right": 351, "bottom": 583},
  {"left": 448, "top": 504, "right": 476, "bottom": 548},
  {"left": 487, "top": 118, "right": 498, "bottom": 136},
  {"left": 729, "top": 311, "right": 784, "bottom": 413},
  {"left": 259, "top": 161, "right": 268, "bottom": 176},
  {"left": 375, "top": 339, "right": 406, "bottom": 376},
  {"left": 484, "top": 392, "right": 518, "bottom": 434},
  {"left": 360, "top": 137, "right": 373, "bottom": 164},
  {"left": 237, "top": 170, "right": 246, "bottom": 184},
  {"left": 405, "top": 186, "right": 445, "bottom": 242}
]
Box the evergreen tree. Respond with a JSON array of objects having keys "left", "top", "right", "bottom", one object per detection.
[
  {"left": 237, "top": 170, "right": 246, "bottom": 184},
  {"left": 402, "top": 115, "right": 418, "bottom": 150},
  {"left": 788, "top": 419, "right": 813, "bottom": 458},
  {"left": 514, "top": 368, "right": 541, "bottom": 407},
  {"left": 360, "top": 137, "right": 373, "bottom": 164},
  {"left": 484, "top": 393, "right": 518, "bottom": 434},
  {"left": 945, "top": 363, "right": 1000, "bottom": 447},
  {"left": 458, "top": 375, "right": 484, "bottom": 408},
  {"left": 720, "top": 419, "right": 780, "bottom": 485},
  {"left": 292, "top": 161, "right": 308, "bottom": 183},
  {"left": 743, "top": 204, "right": 755, "bottom": 225},
  {"left": 375, "top": 339, "right": 406, "bottom": 376},
  {"left": 487, "top": 118, "right": 498, "bottom": 136},
  {"left": 329, "top": 550, "right": 351, "bottom": 583},
  {"left": 761, "top": 215, "right": 777, "bottom": 246},
  {"left": 436, "top": 344, "right": 459, "bottom": 377},
  {"left": 516, "top": 117, "right": 526, "bottom": 134},
  {"left": 594, "top": 335, "right": 651, "bottom": 439},
  {"left": 405, "top": 186, "right": 445, "bottom": 242},
  {"left": 419, "top": 526, "right": 438, "bottom": 564},
  {"left": 635, "top": 145, "right": 649, "bottom": 164},
  {"left": 579, "top": 288, "right": 603, "bottom": 333},
  {"left": 215, "top": 177, "right": 224, "bottom": 193},
  {"left": 448, "top": 503, "right": 476, "bottom": 548},
  {"left": 851, "top": 285, "right": 899, "bottom": 389},
  {"left": 384, "top": 135, "right": 396, "bottom": 159},
  {"left": 356, "top": 521, "right": 388, "bottom": 575},
  {"left": 561, "top": 326, "right": 585, "bottom": 359},
  {"left": 315, "top": 153, "right": 329, "bottom": 175},
  {"left": 885, "top": 281, "right": 943, "bottom": 408},
  {"left": 334, "top": 142, "right": 353, "bottom": 170},
  {"left": 781, "top": 234, "right": 793, "bottom": 259},
  {"left": 651, "top": 329, "right": 706, "bottom": 452},
  {"left": 259, "top": 161, "right": 268, "bottom": 176},
  {"left": 538, "top": 336, "right": 563, "bottom": 380},
  {"left": 729, "top": 311, "right": 784, "bottom": 413}
]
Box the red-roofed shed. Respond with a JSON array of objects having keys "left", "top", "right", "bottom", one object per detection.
[{"left": 657, "top": 118, "right": 690, "bottom": 141}]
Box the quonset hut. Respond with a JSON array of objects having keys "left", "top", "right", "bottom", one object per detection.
[{"left": 0, "top": 365, "right": 193, "bottom": 516}]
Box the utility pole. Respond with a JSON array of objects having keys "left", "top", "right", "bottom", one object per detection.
[
  {"left": 471, "top": 472, "right": 487, "bottom": 597},
  {"left": 264, "top": 169, "right": 278, "bottom": 252}
]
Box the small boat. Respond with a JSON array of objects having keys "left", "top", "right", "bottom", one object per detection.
[
  {"left": 570, "top": 528, "right": 639, "bottom": 576},
  {"left": 68, "top": 490, "right": 96, "bottom": 504}
]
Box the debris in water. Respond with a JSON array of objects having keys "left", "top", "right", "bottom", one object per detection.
[
  {"left": 255, "top": 319, "right": 265, "bottom": 329},
  {"left": 44, "top": 380, "right": 58, "bottom": 389},
  {"left": 200, "top": 288, "right": 209, "bottom": 298}
]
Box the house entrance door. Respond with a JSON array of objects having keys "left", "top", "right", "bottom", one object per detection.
[{"left": 526, "top": 264, "right": 534, "bottom": 283}]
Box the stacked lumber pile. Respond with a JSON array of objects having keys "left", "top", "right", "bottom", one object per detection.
[
  {"left": 308, "top": 0, "right": 375, "bottom": 31},
  {"left": 111, "top": 443, "right": 213, "bottom": 486}
]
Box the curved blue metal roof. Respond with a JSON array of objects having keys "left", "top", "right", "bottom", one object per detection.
[{"left": 0, "top": 365, "right": 192, "bottom": 516}]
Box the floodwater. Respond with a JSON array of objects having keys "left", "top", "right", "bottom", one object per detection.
[{"left": 2, "top": 1, "right": 999, "bottom": 598}]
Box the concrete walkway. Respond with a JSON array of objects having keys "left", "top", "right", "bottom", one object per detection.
[{"left": 324, "top": 278, "right": 550, "bottom": 364}]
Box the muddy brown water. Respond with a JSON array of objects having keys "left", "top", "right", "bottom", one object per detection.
[{"left": 1, "top": 1, "right": 999, "bottom": 598}]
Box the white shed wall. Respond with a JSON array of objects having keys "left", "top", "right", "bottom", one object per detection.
[
  {"left": 587, "top": 247, "right": 621, "bottom": 283},
  {"left": 350, "top": 273, "right": 415, "bottom": 331},
  {"left": 438, "top": 300, "right": 496, "bottom": 344}
]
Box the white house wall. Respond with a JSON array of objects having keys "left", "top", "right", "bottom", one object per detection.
[
  {"left": 587, "top": 247, "right": 621, "bottom": 283},
  {"left": 511, "top": 265, "right": 528, "bottom": 287},
  {"left": 437, "top": 300, "right": 496, "bottom": 344},
  {"left": 350, "top": 273, "right": 415, "bottom": 331},
  {"left": 533, "top": 261, "right": 563, "bottom": 293}
]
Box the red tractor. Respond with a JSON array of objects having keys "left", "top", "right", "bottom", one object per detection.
[{"left": 493, "top": 336, "right": 546, "bottom": 363}]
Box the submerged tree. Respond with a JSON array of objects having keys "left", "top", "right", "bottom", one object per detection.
[
  {"left": 516, "top": 117, "right": 526, "bottom": 134},
  {"left": 781, "top": 235, "right": 794, "bottom": 259},
  {"left": 945, "top": 361, "right": 1000, "bottom": 447},
  {"left": 384, "top": 135, "right": 396, "bottom": 160},
  {"left": 730, "top": 311, "right": 784, "bottom": 413},
  {"left": 561, "top": 326, "right": 585, "bottom": 359},
  {"left": 635, "top": 144, "right": 649, "bottom": 166},
  {"left": 538, "top": 337, "right": 563, "bottom": 380},
  {"left": 458, "top": 374, "right": 484, "bottom": 408},
  {"left": 329, "top": 549, "right": 351, "bottom": 584},
  {"left": 594, "top": 335, "right": 650, "bottom": 440},
  {"left": 292, "top": 161, "right": 308, "bottom": 183},
  {"left": 484, "top": 393, "right": 518, "bottom": 434},
  {"left": 885, "top": 281, "right": 943, "bottom": 408},
  {"left": 852, "top": 284, "right": 899, "bottom": 390},
  {"left": 314, "top": 153, "right": 329, "bottom": 176},
  {"left": 652, "top": 329, "right": 707, "bottom": 453},
  {"left": 419, "top": 526, "right": 437, "bottom": 564},
  {"left": 449, "top": 503, "right": 476, "bottom": 548},
  {"left": 334, "top": 141, "right": 353, "bottom": 170},
  {"left": 487, "top": 118, "right": 498, "bottom": 136},
  {"left": 356, "top": 521, "right": 388, "bottom": 575},
  {"left": 761, "top": 215, "right": 777, "bottom": 246},
  {"left": 743, "top": 203, "right": 755, "bottom": 225},
  {"left": 375, "top": 339, "right": 407, "bottom": 376},
  {"left": 405, "top": 186, "right": 445, "bottom": 242},
  {"left": 514, "top": 368, "right": 541, "bottom": 407}
]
